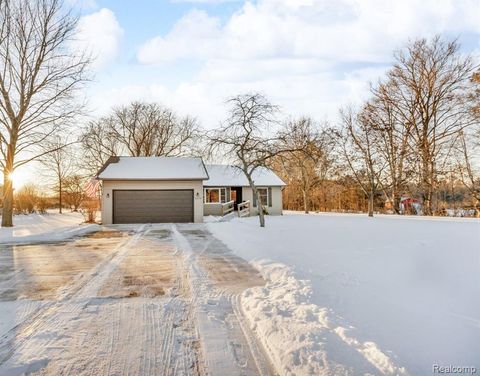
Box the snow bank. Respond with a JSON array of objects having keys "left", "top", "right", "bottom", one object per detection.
[
  {"left": 209, "top": 213, "right": 480, "bottom": 375},
  {"left": 0, "top": 212, "right": 98, "bottom": 244},
  {"left": 242, "top": 259, "right": 406, "bottom": 375}
]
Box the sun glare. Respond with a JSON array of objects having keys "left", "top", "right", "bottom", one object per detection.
[{"left": 8, "top": 170, "right": 28, "bottom": 189}]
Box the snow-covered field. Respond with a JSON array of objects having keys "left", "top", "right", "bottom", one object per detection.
[
  {"left": 0, "top": 212, "right": 97, "bottom": 244},
  {"left": 208, "top": 212, "right": 480, "bottom": 375}
]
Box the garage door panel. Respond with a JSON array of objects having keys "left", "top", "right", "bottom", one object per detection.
[{"left": 113, "top": 190, "right": 193, "bottom": 223}]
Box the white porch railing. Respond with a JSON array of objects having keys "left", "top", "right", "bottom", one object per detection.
[
  {"left": 237, "top": 200, "right": 250, "bottom": 218},
  {"left": 221, "top": 200, "right": 235, "bottom": 216}
]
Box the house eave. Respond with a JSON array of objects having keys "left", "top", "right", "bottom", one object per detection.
[
  {"left": 98, "top": 177, "right": 209, "bottom": 181},
  {"left": 203, "top": 184, "right": 286, "bottom": 187}
]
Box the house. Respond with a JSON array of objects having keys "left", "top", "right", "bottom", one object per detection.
[
  {"left": 97, "top": 156, "right": 285, "bottom": 224},
  {"left": 203, "top": 164, "right": 284, "bottom": 216}
]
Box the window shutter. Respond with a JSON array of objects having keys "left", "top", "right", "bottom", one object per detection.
[
  {"left": 253, "top": 190, "right": 257, "bottom": 207},
  {"left": 268, "top": 187, "right": 272, "bottom": 207}
]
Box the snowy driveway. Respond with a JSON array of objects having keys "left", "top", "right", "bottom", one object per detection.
[{"left": 0, "top": 224, "right": 272, "bottom": 376}]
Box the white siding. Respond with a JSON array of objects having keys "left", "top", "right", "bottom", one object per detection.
[
  {"left": 241, "top": 186, "right": 283, "bottom": 216},
  {"left": 101, "top": 180, "right": 204, "bottom": 224}
]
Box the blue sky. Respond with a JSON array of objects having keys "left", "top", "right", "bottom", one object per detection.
[{"left": 72, "top": 0, "right": 479, "bottom": 127}]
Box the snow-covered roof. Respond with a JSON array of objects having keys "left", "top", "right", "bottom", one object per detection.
[
  {"left": 97, "top": 156, "right": 209, "bottom": 180},
  {"left": 204, "top": 165, "right": 285, "bottom": 187}
]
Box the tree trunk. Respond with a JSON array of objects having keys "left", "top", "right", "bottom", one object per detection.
[
  {"left": 474, "top": 198, "right": 480, "bottom": 218},
  {"left": 393, "top": 194, "right": 401, "bottom": 214},
  {"left": 302, "top": 190, "right": 309, "bottom": 214},
  {"left": 59, "top": 179, "right": 63, "bottom": 214},
  {"left": 253, "top": 187, "right": 265, "bottom": 227},
  {"left": 258, "top": 199, "right": 265, "bottom": 227},
  {"left": 368, "top": 190, "right": 374, "bottom": 217},
  {"left": 255, "top": 186, "right": 265, "bottom": 227},
  {"left": 421, "top": 152, "right": 434, "bottom": 216},
  {"left": 2, "top": 167, "right": 14, "bottom": 227},
  {"left": 246, "top": 175, "right": 265, "bottom": 228},
  {"left": 423, "top": 190, "right": 432, "bottom": 216}
]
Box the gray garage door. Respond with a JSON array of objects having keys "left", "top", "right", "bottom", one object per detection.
[{"left": 113, "top": 190, "right": 193, "bottom": 224}]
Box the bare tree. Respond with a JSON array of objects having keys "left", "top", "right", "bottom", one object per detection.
[
  {"left": 111, "top": 102, "right": 199, "bottom": 157},
  {"left": 278, "top": 117, "right": 334, "bottom": 213},
  {"left": 337, "top": 107, "right": 385, "bottom": 217},
  {"left": 80, "top": 101, "right": 200, "bottom": 175},
  {"left": 63, "top": 174, "right": 86, "bottom": 211},
  {"left": 364, "top": 83, "right": 413, "bottom": 213},
  {"left": 209, "top": 93, "right": 282, "bottom": 227},
  {"left": 39, "top": 136, "right": 74, "bottom": 213},
  {"left": 0, "top": 0, "right": 90, "bottom": 227},
  {"left": 80, "top": 118, "right": 120, "bottom": 176},
  {"left": 387, "top": 36, "right": 476, "bottom": 215}
]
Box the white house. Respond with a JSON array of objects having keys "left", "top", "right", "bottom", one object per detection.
[
  {"left": 97, "top": 156, "right": 285, "bottom": 224},
  {"left": 203, "top": 164, "right": 284, "bottom": 217}
]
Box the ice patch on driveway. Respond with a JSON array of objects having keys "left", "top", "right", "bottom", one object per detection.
[{"left": 242, "top": 259, "right": 407, "bottom": 376}]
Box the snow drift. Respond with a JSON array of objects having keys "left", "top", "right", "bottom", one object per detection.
[{"left": 242, "top": 259, "right": 407, "bottom": 375}]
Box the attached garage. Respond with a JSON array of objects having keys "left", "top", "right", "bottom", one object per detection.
[
  {"left": 113, "top": 190, "right": 193, "bottom": 224},
  {"left": 97, "top": 157, "right": 209, "bottom": 224}
]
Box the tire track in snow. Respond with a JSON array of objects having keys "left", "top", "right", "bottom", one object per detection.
[
  {"left": 0, "top": 228, "right": 206, "bottom": 375},
  {"left": 0, "top": 225, "right": 149, "bottom": 373},
  {"left": 172, "top": 224, "right": 275, "bottom": 376}
]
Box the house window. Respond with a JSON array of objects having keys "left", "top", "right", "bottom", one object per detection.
[
  {"left": 204, "top": 188, "right": 227, "bottom": 203},
  {"left": 257, "top": 188, "right": 269, "bottom": 206}
]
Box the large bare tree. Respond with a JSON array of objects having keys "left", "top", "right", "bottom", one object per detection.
[
  {"left": 209, "top": 93, "right": 282, "bottom": 227},
  {"left": 0, "top": 0, "right": 89, "bottom": 227},
  {"left": 81, "top": 101, "right": 200, "bottom": 175},
  {"left": 387, "top": 36, "right": 476, "bottom": 215},
  {"left": 337, "top": 107, "right": 385, "bottom": 217},
  {"left": 365, "top": 82, "right": 413, "bottom": 213}
]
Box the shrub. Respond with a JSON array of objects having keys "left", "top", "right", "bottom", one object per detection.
[
  {"left": 14, "top": 184, "right": 38, "bottom": 214},
  {"left": 80, "top": 199, "right": 99, "bottom": 223},
  {"left": 36, "top": 195, "right": 49, "bottom": 214}
]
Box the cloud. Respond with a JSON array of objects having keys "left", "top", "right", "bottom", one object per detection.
[
  {"left": 138, "top": 10, "right": 221, "bottom": 64},
  {"left": 74, "top": 8, "right": 124, "bottom": 69},
  {"left": 111, "top": 0, "right": 480, "bottom": 127},
  {"left": 92, "top": 62, "right": 385, "bottom": 129},
  {"left": 137, "top": 0, "right": 480, "bottom": 64}
]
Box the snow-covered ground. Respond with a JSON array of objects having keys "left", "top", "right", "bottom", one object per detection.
[
  {"left": 208, "top": 212, "right": 480, "bottom": 375},
  {"left": 0, "top": 212, "right": 97, "bottom": 244}
]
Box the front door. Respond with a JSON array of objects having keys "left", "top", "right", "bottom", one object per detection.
[{"left": 231, "top": 187, "right": 243, "bottom": 210}]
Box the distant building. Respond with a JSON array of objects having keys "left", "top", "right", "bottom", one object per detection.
[{"left": 399, "top": 197, "right": 422, "bottom": 215}]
